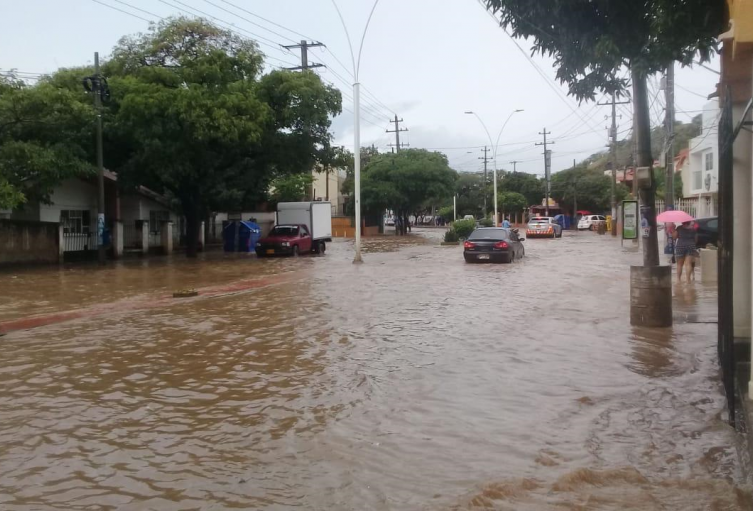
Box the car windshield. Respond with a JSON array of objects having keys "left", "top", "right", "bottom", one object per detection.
[
  {"left": 469, "top": 229, "right": 508, "bottom": 240},
  {"left": 529, "top": 218, "right": 550, "bottom": 224},
  {"left": 270, "top": 226, "right": 299, "bottom": 236}
]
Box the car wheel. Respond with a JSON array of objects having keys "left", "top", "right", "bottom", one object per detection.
[
  {"left": 319, "top": 241, "right": 326, "bottom": 254},
  {"left": 589, "top": 224, "right": 594, "bottom": 231},
  {"left": 292, "top": 245, "right": 299, "bottom": 257}
]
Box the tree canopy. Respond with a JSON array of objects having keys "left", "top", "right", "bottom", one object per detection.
[
  {"left": 550, "top": 164, "right": 629, "bottom": 213},
  {"left": 360, "top": 149, "right": 457, "bottom": 234},
  {"left": 102, "top": 17, "right": 341, "bottom": 255},
  {"left": 484, "top": 0, "right": 725, "bottom": 99},
  {"left": 0, "top": 77, "right": 94, "bottom": 209}
]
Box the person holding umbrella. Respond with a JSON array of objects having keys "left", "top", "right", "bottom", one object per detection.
[{"left": 657, "top": 210, "right": 697, "bottom": 283}]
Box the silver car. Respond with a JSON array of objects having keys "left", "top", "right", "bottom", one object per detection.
[{"left": 525, "top": 216, "right": 563, "bottom": 238}]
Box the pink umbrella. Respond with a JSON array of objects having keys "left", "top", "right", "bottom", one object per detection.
[{"left": 656, "top": 210, "right": 694, "bottom": 223}]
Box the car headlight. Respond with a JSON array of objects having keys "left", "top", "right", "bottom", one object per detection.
[
  {"left": 281, "top": 242, "right": 289, "bottom": 247},
  {"left": 255, "top": 242, "right": 261, "bottom": 247}
]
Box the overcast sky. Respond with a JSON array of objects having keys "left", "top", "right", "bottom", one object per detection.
[{"left": 0, "top": 0, "right": 720, "bottom": 176}]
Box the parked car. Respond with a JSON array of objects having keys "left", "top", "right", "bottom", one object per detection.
[
  {"left": 463, "top": 227, "right": 525, "bottom": 263},
  {"left": 385, "top": 216, "right": 395, "bottom": 226},
  {"left": 694, "top": 217, "right": 718, "bottom": 247},
  {"left": 578, "top": 214, "right": 607, "bottom": 230},
  {"left": 526, "top": 217, "right": 562, "bottom": 238},
  {"left": 256, "top": 201, "right": 332, "bottom": 256}
]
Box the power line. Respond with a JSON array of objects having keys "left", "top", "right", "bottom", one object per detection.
[
  {"left": 218, "top": 0, "right": 316, "bottom": 42},
  {"left": 200, "top": 0, "right": 299, "bottom": 44},
  {"left": 676, "top": 83, "right": 712, "bottom": 100},
  {"left": 91, "top": 0, "right": 154, "bottom": 22}
]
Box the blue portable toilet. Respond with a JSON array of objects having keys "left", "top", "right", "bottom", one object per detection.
[
  {"left": 554, "top": 214, "right": 571, "bottom": 230},
  {"left": 223, "top": 221, "right": 261, "bottom": 252}
]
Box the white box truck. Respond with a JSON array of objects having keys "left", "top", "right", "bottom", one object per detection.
[{"left": 258, "top": 201, "right": 332, "bottom": 255}]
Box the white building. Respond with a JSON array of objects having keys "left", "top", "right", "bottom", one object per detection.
[
  {"left": 683, "top": 99, "right": 719, "bottom": 217},
  {"left": 311, "top": 166, "right": 348, "bottom": 216}
]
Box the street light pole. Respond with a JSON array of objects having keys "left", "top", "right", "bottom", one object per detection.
[
  {"left": 331, "top": 0, "right": 381, "bottom": 264},
  {"left": 465, "top": 109, "right": 523, "bottom": 226}
]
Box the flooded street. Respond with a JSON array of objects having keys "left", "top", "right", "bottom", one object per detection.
[{"left": 0, "top": 230, "right": 750, "bottom": 510}]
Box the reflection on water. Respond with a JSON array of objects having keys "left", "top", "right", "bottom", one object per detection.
[{"left": 0, "top": 231, "right": 749, "bottom": 509}]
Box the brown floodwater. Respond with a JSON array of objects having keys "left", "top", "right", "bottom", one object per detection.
[{"left": 0, "top": 230, "right": 750, "bottom": 510}]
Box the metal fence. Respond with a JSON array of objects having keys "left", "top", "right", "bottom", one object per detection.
[
  {"left": 62, "top": 232, "right": 96, "bottom": 252},
  {"left": 123, "top": 224, "right": 142, "bottom": 250},
  {"left": 149, "top": 231, "right": 163, "bottom": 248},
  {"left": 655, "top": 197, "right": 718, "bottom": 218}
]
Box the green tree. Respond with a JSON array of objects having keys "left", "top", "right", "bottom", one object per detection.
[
  {"left": 0, "top": 77, "right": 94, "bottom": 209},
  {"left": 484, "top": 0, "right": 725, "bottom": 264},
  {"left": 499, "top": 171, "right": 544, "bottom": 207},
  {"left": 104, "top": 17, "right": 341, "bottom": 256},
  {"left": 270, "top": 173, "right": 314, "bottom": 203},
  {"left": 550, "top": 165, "right": 629, "bottom": 214},
  {"left": 454, "top": 172, "right": 485, "bottom": 218},
  {"left": 498, "top": 191, "right": 528, "bottom": 215},
  {"left": 360, "top": 149, "right": 457, "bottom": 235}
]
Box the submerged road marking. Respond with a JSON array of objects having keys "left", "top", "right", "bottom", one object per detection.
[{"left": 0, "top": 272, "right": 302, "bottom": 335}]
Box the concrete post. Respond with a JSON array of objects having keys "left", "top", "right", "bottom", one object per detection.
[
  {"left": 161, "top": 221, "right": 173, "bottom": 255},
  {"left": 140, "top": 220, "right": 149, "bottom": 255},
  {"left": 113, "top": 221, "right": 123, "bottom": 259},
  {"left": 700, "top": 248, "right": 717, "bottom": 283},
  {"left": 630, "top": 265, "right": 672, "bottom": 327},
  {"left": 58, "top": 225, "right": 65, "bottom": 263},
  {"left": 199, "top": 221, "right": 205, "bottom": 251}
]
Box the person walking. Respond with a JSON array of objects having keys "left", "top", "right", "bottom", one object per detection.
[
  {"left": 502, "top": 217, "right": 511, "bottom": 229},
  {"left": 672, "top": 221, "right": 698, "bottom": 283}
]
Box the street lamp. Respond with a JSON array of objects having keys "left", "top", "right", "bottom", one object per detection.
[
  {"left": 465, "top": 109, "right": 524, "bottom": 226},
  {"left": 331, "top": 0, "right": 382, "bottom": 264}
]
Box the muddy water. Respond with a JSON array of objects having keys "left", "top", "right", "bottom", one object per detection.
[{"left": 0, "top": 230, "right": 750, "bottom": 510}]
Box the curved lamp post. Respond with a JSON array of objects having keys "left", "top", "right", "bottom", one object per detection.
[
  {"left": 465, "top": 109, "right": 524, "bottom": 225},
  {"left": 331, "top": 0, "right": 381, "bottom": 263}
]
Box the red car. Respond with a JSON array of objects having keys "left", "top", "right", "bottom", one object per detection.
[{"left": 255, "top": 224, "right": 319, "bottom": 257}]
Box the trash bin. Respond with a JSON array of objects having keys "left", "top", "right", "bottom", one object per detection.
[{"left": 223, "top": 221, "right": 261, "bottom": 252}]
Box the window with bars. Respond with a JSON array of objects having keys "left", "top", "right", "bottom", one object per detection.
[
  {"left": 705, "top": 152, "right": 714, "bottom": 172},
  {"left": 149, "top": 210, "right": 171, "bottom": 233},
  {"left": 60, "top": 210, "right": 91, "bottom": 234}
]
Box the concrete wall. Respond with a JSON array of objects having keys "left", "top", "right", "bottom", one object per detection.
[{"left": 0, "top": 219, "right": 59, "bottom": 266}]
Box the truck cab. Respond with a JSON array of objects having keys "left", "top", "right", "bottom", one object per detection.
[{"left": 255, "top": 224, "right": 313, "bottom": 256}]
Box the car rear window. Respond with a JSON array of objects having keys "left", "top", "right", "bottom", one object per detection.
[{"left": 469, "top": 229, "right": 508, "bottom": 240}]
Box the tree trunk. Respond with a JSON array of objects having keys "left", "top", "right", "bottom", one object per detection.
[
  {"left": 632, "top": 68, "right": 660, "bottom": 266},
  {"left": 185, "top": 203, "right": 201, "bottom": 258}
]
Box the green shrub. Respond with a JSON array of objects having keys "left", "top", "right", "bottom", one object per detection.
[
  {"left": 479, "top": 217, "right": 493, "bottom": 227},
  {"left": 443, "top": 228, "right": 459, "bottom": 242},
  {"left": 438, "top": 206, "right": 455, "bottom": 222},
  {"left": 452, "top": 218, "right": 476, "bottom": 239}
]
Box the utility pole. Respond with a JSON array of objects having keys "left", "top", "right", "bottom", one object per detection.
[
  {"left": 509, "top": 160, "right": 519, "bottom": 172},
  {"left": 282, "top": 40, "right": 325, "bottom": 71},
  {"left": 480, "top": 146, "right": 492, "bottom": 216},
  {"left": 664, "top": 63, "right": 675, "bottom": 209},
  {"left": 386, "top": 115, "right": 408, "bottom": 152},
  {"left": 598, "top": 94, "right": 630, "bottom": 235},
  {"left": 83, "top": 53, "right": 107, "bottom": 264},
  {"left": 536, "top": 129, "right": 554, "bottom": 216}
]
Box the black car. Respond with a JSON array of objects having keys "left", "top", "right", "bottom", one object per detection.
[
  {"left": 694, "top": 217, "right": 718, "bottom": 248},
  {"left": 463, "top": 227, "right": 525, "bottom": 264}
]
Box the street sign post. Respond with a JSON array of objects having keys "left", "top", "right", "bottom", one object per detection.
[{"left": 623, "top": 200, "right": 638, "bottom": 240}]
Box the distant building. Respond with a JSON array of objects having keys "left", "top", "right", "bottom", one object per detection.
[
  {"left": 682, "top": 99, "right": 719, "bottom": 217},
  {"left": 311, "top": 166, "right": 348, "bottom": 216}
]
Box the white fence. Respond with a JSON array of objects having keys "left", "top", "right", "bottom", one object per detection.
[{"left": 655, "top": 197, "right": 718, "bottom": 218}]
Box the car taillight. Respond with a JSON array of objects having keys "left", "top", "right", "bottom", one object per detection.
[
  {"left": 464, "top": 241, "right": 476, "bottom": 249},
  {"left": 494, "top": 241, "right": 508, "bottom": 249},
  {"left": 694, "top": 222, "right": 699, "bottom": 230}
]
